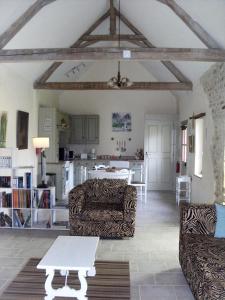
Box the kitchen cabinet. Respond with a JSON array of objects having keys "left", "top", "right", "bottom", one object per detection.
[{"left": 70, "top": 115, "right": 99, "bottom": 144}]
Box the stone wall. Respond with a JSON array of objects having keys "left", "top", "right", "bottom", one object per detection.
[{"left": 201, "top": 63, "right": 225, "bottom": 202}]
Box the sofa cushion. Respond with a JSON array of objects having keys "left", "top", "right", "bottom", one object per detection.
[
  {"left": 215, "top": 204, "right": 225, "bottom": 238},
  {"left": 81, "top": 203, "right": 124, "bottom": 221},
  {"left": 181, "top": 234, "right": 225, "bottom": 299},
  {"left": 181, "top": 205, "right": 216, "bottom": 235}
]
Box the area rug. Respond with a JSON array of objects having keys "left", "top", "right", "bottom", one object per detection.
[{"left": 0, "top": 258, "right": 130, "bottom": 299}]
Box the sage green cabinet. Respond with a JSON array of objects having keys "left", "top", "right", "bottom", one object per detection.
[{"left": 70, "top": 115, "right": 99, "bottom": 144}]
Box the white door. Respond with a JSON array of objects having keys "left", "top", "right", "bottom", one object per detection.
[{"left": 145, "top": 121, "right": 174, "bottom": 190}]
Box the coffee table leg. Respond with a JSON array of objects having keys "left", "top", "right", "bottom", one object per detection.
[
  {"left": 77, "top": 269, "right": 88, "bottom": 300},
  {"left": 45, "top": 269, "right": 55, "bottom": 300},
  {"left": 43, "top": 268, "right": 89, "bottom": 300}
]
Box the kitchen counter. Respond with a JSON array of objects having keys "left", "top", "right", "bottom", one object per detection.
[{"left": 73, "top": 158, "right": 144, "bottom": 162}]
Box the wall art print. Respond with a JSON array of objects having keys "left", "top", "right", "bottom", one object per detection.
[
  {"left": 16, "top": 110, "right": 29, "bottom": 150},
  {"left": 112, "top": 112, "right": 132, "bottom": 132},
  {"left": 0, "top": 111, "right": 8, "bottom": 148}
]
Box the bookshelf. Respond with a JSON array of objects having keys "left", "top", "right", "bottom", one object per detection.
[
  {"left": 12, "top": 166, "right": 33, "bottom": 229},
  {"left": 0, "top": 148, "right": 68, "bottom": 230},
  {"left": 32, "top": 187, "right": 69, "bottom": 230}
]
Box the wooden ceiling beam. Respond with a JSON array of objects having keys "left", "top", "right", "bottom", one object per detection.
[
  {"left": 81, "top": 34, "right": 146, "bottom": 42},
  {"left": 156, "top": 0, "right": 221, "bottom": 48},
  {"left": 36, "top": 9, "right": 110, "bottom": 83},
  {"left": 2, "top": 47, "right": 225, "bottom": 62},
  {"left": 115, "top": 7, "right": 190, "bottom": 83},
  {"left": 110, "top": 0, "right": 116, "bottom": 35},
  {"left": 0, "top": 0, "right": 56, "bottom": 49},
  {"left": 34, "top": 81, "right": 193, "bottom": 91}
]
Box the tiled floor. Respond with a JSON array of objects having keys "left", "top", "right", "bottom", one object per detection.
[{"left": 0, "top": 191, "right": 194, "bottom": 300}]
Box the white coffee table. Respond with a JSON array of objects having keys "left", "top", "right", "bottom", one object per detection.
[{"left": 37, "top": 236, "right": 99, "bottom": 300}]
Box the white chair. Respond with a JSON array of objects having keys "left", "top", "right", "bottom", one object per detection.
[
  {"left": 80, "top": 166, "right": 87, "bottom": 184},
  {"left": 109, "top": 161, "right": 130, "bottom": 169},
  {"left": 176, "top": 175, "right": 191, "bottom": 205},
  {"left": 130, "top": 162, "right": 148, "bottom": 202},
  {"left": 94, "top": 164, "right": 107, "bottom": 170}
]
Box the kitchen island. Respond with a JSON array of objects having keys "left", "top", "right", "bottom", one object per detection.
[{"left": 73, "top": 158, "right": 144, "bottom": 187}]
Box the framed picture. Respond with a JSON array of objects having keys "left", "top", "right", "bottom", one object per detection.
[
  {"left": 112, "top": 112, "right": 131, "bottom": 132},
  {"left": 16, "top": 111, "right": 29, "bottom": 150}
]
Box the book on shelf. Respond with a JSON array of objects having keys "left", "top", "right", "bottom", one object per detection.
[
  {"left": 34, "top": 190, "right": 51, "bottom": 209},
  {"left": 13, "top": 209, "right": 31, "bottom": 228},
  {"left": 0, "top": 191, "right": 12, "bottom": 207},
  {"left": 13, "top": 189, "right": 31, "bottom": 208},
  {"left": 12, "top": 176, "right": 24, "bottom": 188},
  {"left": 0, "top": 176, "right": 11, "bottom": 188},
  {"left": 25, "top": 172, "right": 31, "bottom": 189},
  {"left": 0, "top": 212, "right": 12, "bottom": 227}
]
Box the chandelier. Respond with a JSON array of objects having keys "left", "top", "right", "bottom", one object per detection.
[
  {"left": 107, "top": 61, "right": 132, "bottom": 88},
  {"left": 107, "top": 0, "right": 132, "bottom": 88}
]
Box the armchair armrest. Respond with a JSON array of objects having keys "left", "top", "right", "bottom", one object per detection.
[
  {"left": 123, "top": 185, "right": 137, "bottom": 221},
  {"left": 69, "top": 185, "right": 86, "bottom": 215},
  {"left": 180, "top": 201, "right": 216, "bottom": 236}
]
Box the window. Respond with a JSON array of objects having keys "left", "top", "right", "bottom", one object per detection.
[
  {"left": 194, "top": 118, "right": 204, "bottom": 177},
  {"left": 181, "top": 126, "right": 188, "bottom": 163}
]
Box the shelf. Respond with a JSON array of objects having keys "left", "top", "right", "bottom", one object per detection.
[
  {"left": 12, "top": 188, "right": 32, "bottom": 190},
  {"left": 0, "top": 207, "right": 12, "bottom": 209}
]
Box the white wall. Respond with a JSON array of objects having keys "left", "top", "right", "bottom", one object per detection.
[
  {"left": 0, "top": 64, "right": 37, "bottom": 167},
  {"left": 0, "top": 65, "right": 59, "bottom": 185},
  {"left": 58, "top": 90, "right": 177, "bottom": 156},
  {"left": 178, "top": 81, "right": 214, "bottom": 204}
]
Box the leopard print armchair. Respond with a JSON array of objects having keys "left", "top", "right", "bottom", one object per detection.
[
  {"left": 69, "top": 179, "right": 137, "bottom": 238},
  {"left": 179, "top": 201, "right": 225, "bottom": 300}
]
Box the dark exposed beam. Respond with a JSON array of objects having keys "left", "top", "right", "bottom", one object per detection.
[
  {"left": 0, "top": 0, "right": 56, "bottom": 49},
  {"left": 115, "top": 7, "right": 190, "bottom": 83},
  {"left": 36, "top": 9, "right": 110, "bottom": 83},
  {"left": 82, "top": 34, "right": 146, "bottom": 42},
  {"left": 1, "top": 47, "right": 225, "bottom": 62},
  {"left": 34, "top": 81, "right": 193, "bottom": 91},
  {"left": 110, "top": 0, "right": 116, "bottom": 35},
  {"left": 156, "top": 0, "right": 220, "bottom": 48}
]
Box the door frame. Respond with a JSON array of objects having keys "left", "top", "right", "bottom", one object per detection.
[{"left": 144, "top": 114, "right": 178, "bottom": 191}]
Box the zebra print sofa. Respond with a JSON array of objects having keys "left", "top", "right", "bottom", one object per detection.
[
  {"left": 69, "top": 178, "right": 137, "bottom": 238},
  {"left": 179, "top": 201, "right": 225, "bottom": 300}
]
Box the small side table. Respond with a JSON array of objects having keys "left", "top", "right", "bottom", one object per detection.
[{"left": 176, "top": 175, "right": 191, "bottom": 205}]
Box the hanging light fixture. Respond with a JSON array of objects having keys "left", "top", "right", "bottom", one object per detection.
[{"left": 107, "top": 0, "right": 133, "bottom": 88}]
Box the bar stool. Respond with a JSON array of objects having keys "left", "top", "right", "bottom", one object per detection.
[{"left": 176, "top": 175, "right": 191, "bottom": 205}]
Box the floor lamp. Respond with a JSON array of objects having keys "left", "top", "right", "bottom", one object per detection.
[{"left": 33, "top": 137, "right": 50, "bottom": 188}]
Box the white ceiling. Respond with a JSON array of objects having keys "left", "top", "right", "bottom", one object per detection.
[{"left": 0, "top": 0, "right": 224, "bottom": 85}]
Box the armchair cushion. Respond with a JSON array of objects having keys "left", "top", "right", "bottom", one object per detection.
[{"left": 81, "top": 203, "right": 123, "bottom": 222}]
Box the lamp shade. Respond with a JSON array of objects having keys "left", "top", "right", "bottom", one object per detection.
[{"left": 32, "top": 137, "right": 49, "bottom": 149}]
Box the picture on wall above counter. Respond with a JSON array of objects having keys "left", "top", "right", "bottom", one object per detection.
[
  {"left": 16, "top": 110, "right": 29, "bottom": 150},
  {"left": 112, "top": 112, "right": 132, "bottom": 132}
]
